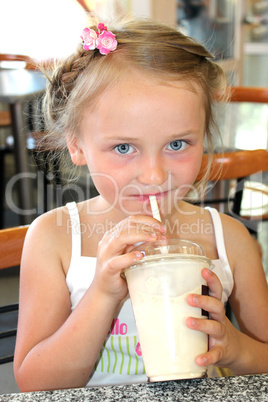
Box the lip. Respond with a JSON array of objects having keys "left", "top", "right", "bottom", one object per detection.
[{"left": 129, "top": 191, "right": 169, "bottom": 202}]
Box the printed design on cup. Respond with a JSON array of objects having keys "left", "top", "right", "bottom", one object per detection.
[
  {"left": 94, "top": 318, "right": 145, "bottom": 376},
  {"left": 201, "top": 285, "right": 209, "bottom": 317}
]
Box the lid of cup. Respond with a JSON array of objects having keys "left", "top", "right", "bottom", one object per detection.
[{"left": 132, "top": 239, "right": 206, "bottom": 257}]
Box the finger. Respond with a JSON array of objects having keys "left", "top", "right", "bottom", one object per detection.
[
  {"left": 187, "top": 292, "right": 225, "bottom": 322},
  {"left": 103, "top": 250, "right": 144, "bottom": 275},
  {"left": 125, "top": 215, "right": 167, "bottom": 232},
  {"left": 195, "top": 345, "right": 224, "bottom": 368},
  {"left": 99, "top": 216, "right": 168, "bottom": 257},
  {"left": 111, "top": 215, "right": 167, "bottom": 235},
  {"left": 99, "top": 229, "right": 164, "bottom": 259},
  {"left": 185, "top": 316, "right": 226, "bottom": 339},
  {"left": 201, "top": 268, "right": 222, "bottom": 301}
]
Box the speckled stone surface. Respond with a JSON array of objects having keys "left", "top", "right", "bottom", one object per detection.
[{"left": 1, "top": 374, "right": 268, "bottom": 401}]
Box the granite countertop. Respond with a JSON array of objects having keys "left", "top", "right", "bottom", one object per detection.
[{"left": 1, "top": 374, "right": 268, "bottom": 401}]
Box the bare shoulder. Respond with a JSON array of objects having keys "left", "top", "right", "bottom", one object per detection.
[
  {"left": 220, "top": 212, "right": 257, "bottom": 245},
  {"left": 22, "top": 205, "right": 72, "bottom": 275},
  {"left": 219, "top": 212, "right": 263, "bottom": 275},
  {"left": 220, "top": 212, "right": 253, "bottom": 241},
  {"left": 26, "top": 205, "right": 70, "bottom": 237}
]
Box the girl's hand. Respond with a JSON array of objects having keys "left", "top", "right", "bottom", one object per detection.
[
  {"left": 186, "top": 268, "right": 241, "bottom": 369},
  {"left": 92, "top": 215, "right": 167, "bottom": 302}
]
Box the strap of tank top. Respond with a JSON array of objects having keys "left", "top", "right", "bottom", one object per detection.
[
  {"left": 205, "top": 207, "right": 229, "bottom": 264},
  {"left": 66, "top": 202, "right": 81, "bottom": 258},
  {"left": 205, "top": 206, "right": 234, "bottom": 291}
]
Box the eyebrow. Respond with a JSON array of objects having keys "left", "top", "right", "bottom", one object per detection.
[
  {"left": 104, "top": 131, "right": 200, "bottom": 142},
  {"left": 169, "top": 131, "right": 201, "bottom": 138},
  {"left": 104, "top": 136, "right": 139, "bottom": 142}
]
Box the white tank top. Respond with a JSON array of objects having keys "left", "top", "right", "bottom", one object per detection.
[{"left": 66, "top": 202, "right": 233, "bottom": 386}]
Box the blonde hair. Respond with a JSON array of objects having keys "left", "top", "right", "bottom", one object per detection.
[{"left": 42, "top": 17, "right": 228, "bottom": 194}]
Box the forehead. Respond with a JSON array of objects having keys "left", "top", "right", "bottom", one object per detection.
[
  {"left": 79, "top": 74, "right": 206, "bottom": 139},
  {"left": 85, "top": 72, "right": 205, "bottom": 115}
]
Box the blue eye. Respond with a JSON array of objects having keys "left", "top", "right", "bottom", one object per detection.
[
  {"left": 167, "top": 140, "right": 184, "bottom": 151},
  {"left": 115, "top": 144, "right": 133, "bottom": 154}
]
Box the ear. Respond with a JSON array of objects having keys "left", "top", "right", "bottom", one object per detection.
[{"left": 66, "top": 137, "right": 87, "bottom": 166}]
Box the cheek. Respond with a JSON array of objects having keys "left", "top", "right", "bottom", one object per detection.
[
  {"left": 193, "top": 152, "right": 204, "bottom": 179},
  {"left": 88, "top": 154, "right": 133, "bottom": 186},
  {"left": 171, "top": 152, "right": 203, "bottom": 191},
  {"left": 91, "top": 174, "right": 119, "bottom": 200},
  {"left": 90, "top": 166, "right": 133, "bottom": 208}
]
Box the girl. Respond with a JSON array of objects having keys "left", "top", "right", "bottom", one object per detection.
[{"left": 14, "top": 18, "right": 268, "bottom": 391}]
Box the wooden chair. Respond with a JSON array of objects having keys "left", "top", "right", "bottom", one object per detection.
[
  {"left": 228, "top": 86, "right": 268, "bottom": 104},
  {"left": 200, "top": 85, "right": 268, "bottom": 232},
  {"left": 0, "top": 225, "right": 29, "bottom": 364},
  {"left": 197, "top": 149, "right": 268, "bottom": 232}
]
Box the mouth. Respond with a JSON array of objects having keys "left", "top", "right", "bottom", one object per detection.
[{"left": 129, "top": 191, "right": 169, "bottom": 202}]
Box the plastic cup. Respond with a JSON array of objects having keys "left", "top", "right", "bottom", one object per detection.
[{"left": 123, "top": 239, "right": 213, "bottom": 382}]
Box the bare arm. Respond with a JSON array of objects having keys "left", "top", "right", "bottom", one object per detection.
[{"left": 14, "top": 211, "right": 166, "bottom": 391}]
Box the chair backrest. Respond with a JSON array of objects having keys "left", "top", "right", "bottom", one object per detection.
[
  {"left": 197, "top": 149, "right": 268, "bottom": 182},
  {"left": 228, "top": 86, "right": 268, "bottom": 104},
  {"left": 0, "top": 53, "right": 53, "bottom": 71},
  {"left": 0, "top": 226, "right": 29, "bottom": 270},
  {"left": 0, "top": 53, "right": 36, "bottom": 70},
  {"left": 209, "top": 87, "right": 268, "bottom": 223},
  {"left": 197, "top": 149, "right": 268, "bottom": 224}
]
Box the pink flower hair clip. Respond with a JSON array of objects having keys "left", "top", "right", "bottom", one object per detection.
[{"left": 81, "top": 23, "right": 118, "bottom": 55}]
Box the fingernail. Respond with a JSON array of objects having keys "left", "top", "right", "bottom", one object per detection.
[
  {"left": 204, "top": 267, "right": 212, "bottom": 275},
  {"left": 202, "top": 357, "right": 207, "bottom": 365},
  {"left": 192, "top": 295, "right": 199, "bottom": 304},
  {"left": 135, "top": 252, "right": 143, "bottom": 259}
]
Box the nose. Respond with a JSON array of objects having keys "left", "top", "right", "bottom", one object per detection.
[{"left": 137, "top": 155, "right": 168, "bottom": 186}]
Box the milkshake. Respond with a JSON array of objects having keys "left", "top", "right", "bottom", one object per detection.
[{"left": 123, "top": 240, "right": 213, "bottom": 381}]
